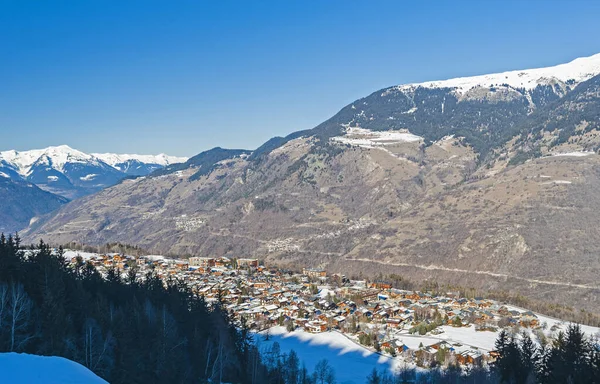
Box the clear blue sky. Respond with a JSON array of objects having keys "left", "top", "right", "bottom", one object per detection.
[{"left": 1, "top": 0, "right": 600, "bottom": 157}]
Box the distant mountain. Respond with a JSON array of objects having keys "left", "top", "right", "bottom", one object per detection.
[
  {"left": 92, "top": 152, "right": 188, "bottom": 176},
  {"left": 0, "top": 145, "right": 187, "bottom": 199},
  {"left": 0, "top": 175, "right": 68, "bottom": 233},
  {"left": 24, "top": 53, "right": 600, "bottom": 313}
]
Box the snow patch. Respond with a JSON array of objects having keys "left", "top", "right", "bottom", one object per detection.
[
  {"left": 80, "top": 173, "right": 97, "bottom": 181},
  {"left": 551, "top": 151, "right": 595, "bottom": 157},
  {"left": 0, "top": 352, "right": 107, "bottom": 384},
  {"left": 47, "top": 175, "right": 59, "bottom": 182},
  {"left": 258, "top": 327, "right": 404, "bottom": 384},
  {"left": 0, "top": 171, "right": 8, "bottom": 178},
  {"left": 62, "top": 251, "right": 101, "bottom": 261},
  {"left": 331, "top": 127, "right": 423, "bottom": 148},
  {"left": 92, "top": 152, "right": 188, "bottom": 167}
]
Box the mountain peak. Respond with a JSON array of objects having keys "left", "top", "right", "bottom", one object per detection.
[{"left": 395, "top": 52, "right": 600, "bottom": 95}]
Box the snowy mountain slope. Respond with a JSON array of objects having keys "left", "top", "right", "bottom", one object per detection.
[
  {"left": 0, "top": 145, "right": 188, "bottom": 198},
  {"left": 290, "top": 52, "right": 600, "bottom": 157},
  {"left": 0, "top": 177, "right": 68, "bottom": 233},
  {"left": 92, "top": 152, "right": 187, "bottom": 176},
  {"left": 0, "top": 353, "right": 107, "bottom": 384},
  {"left": 396, "top": 52, "right": 600, "bottom": 95},
  {"left": 0, "top": 145, "right": 98, "bottom": 176},
  {"left": 92, "top": 152, "right": 187, "bottom": 168}
]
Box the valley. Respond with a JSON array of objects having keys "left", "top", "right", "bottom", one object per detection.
[{"left": 19, "top": 53, "right": 600, "bottom": 317}]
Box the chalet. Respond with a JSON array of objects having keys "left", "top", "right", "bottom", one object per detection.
[
  {"left": 456, "top": 350, "right": 483, "bottom": 366},
  {"left": 237, "top": 258, "right": 259, "bottom": 268},
  {"left": 385, "top": 318, "right": 403, "bottom": 328},
  {"left": 333, "top": 316, "right": 346, "bottom": 327},
  {"left": 370, "top": 281, "right": 392, "bottom": 290},
  {"left": 305, "top": 320, "right": 328, "bottom": 333},
  {"left": 302, "top": 268, "right": 327, "bottom": 278},
  {"left": 189, "top": 257, "right": 215, "bottom": 267},
  {"left": 215, "top": 257, "right": 231, "bottom": 268}
]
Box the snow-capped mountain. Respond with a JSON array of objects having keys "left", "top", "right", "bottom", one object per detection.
[
  {"left": 0, "top": 145, "right": 188, "bottom": 199},
  {"left": 92, "top": 152, "right": 187, "bottom": 176},
  {"left": 396, "top": 52, "right": 600, "bottom": 95}
]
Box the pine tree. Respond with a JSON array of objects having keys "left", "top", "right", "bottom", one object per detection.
[
  {"left": 366, "top": 367, "right": 381, "bottom": 384},
  {"left": 519, "top": 332, "right": 538, "bottom": 383}
]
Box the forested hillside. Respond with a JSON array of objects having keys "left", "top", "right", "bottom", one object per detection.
[{"left": 0, "top": 234, "right": 271, "bottom": 383}]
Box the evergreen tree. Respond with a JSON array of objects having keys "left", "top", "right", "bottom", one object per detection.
[{"left": 366, "top": 367, "right": 381, "bottom": 384}]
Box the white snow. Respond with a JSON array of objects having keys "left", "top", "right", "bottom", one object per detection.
[
  {"left": 394, "top": 53, "right": 600, "bottom": 95},
  {"left": 0, "top": 171, "right": 8, "bottom": 178},
  {"left": 47, "top": 175, "right": 59, "bottom": 182},
  {"left": 317, "top": 288, "right": 335, "bottom": 299},
  {"left": 80, "top": 174, "right": 98, "bottom": 181},
  {"left": 259, "top": 327, "right": 404, "bottom": 384},
  {"left": 92, "top": 152, "right": 187, "bottom": 168},
  {"left": 62, "top": 250, "right": 101, "bottom": 261},
  {"left": 0, "top": 352, "right": 107, "bottom": 384},
  {"left": 434, "top": 325, "right": 498, "bottom": 351},
  {"left": 505, "top": 305, "right": 600, "bottom": 340},
  {"left": 143, "top": 255, "right": 167, "bottom": 261},
  {"left": 331, "top": 127, "right": 423, "bottom": 148},
  {"left": 542, "top": 180, "right": 572, "bottom": 185},
  {"left": 0, "top": 145, "right": 187, "bottom": 177},
  {"left": 550, "top": 151, "right": 595, "bottom": 157},
  {"left": 0, "top": 145, "right": 96, "bottom": 176}
]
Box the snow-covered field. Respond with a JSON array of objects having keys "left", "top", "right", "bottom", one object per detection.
[
  {"left": 258, "top": 327, "right": 407, "bottom": 384},
  {"left": 61, "top": 250, "right": 100, "bottom": 260},
  {"left": 505, "top": 305, "right": 600, "bottom": 340},
  {"left": 549, "top": 151, "right": 595, "bottom": 157},
  {"left": 0, "top": 353, "right": 107, "bottom": 384},
  {"left": 257, "top": 311, "right": 600, "bottom": 384},
  {"left": 331, "top": 127, "right": 423, "bottom": 148}
]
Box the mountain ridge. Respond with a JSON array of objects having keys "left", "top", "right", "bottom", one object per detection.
[
  {"left": 0, "top": 145, "right": 188, "bottom": 198},
  {"left": 23, "top": 52, "right": 600, "bottom": 314}
]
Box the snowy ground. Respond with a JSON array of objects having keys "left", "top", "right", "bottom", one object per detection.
[
  {"left": 257, "top": 327, "right": 413, "bottom": 384},
  {"left": 549, "top": 151, "right": 595, "bottom": 157},
  {"left": 0, "top": 353, "right": 107, "bottom": 384},
  {"left": 331, "top": 127, "right": 423, "bottom": 148},
  {"left": 389, "top": 325, "right": 498, "bottom": 352},
  {"left": 257, "top": 310, "right": 600, "bottom": 384},
  {"left": 505, "top": 305, "right": 600, "bottom": 340},
  {"left": 62, "top": 250, "right": 100, "bottom": 260}
]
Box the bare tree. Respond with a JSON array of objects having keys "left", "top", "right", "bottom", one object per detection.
[
  {"left": 83, "top": 318, "right": 115, "bottom": 376},
  {"left": 9, "top": 282, "right": 33, "bottom": 351},
  {"left": 0, "top": 284, "right": 8, "bottom": 349},
  {"left": 314, "top": 359, "right": 335, "bottom": 384}
]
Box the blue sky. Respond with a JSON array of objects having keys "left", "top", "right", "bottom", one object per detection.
[{"left": 1, "top": 0, "right": 600, "bottom": 156}]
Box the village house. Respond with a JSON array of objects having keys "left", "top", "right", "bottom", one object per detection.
[{"left": 188, "top": 257, "right": 216, "bottom": 267}]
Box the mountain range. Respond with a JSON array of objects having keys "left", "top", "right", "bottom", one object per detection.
[
  {"left": 21, "top": 53, "right": 600, "bottom": 313},
  {"left": 0, "top": 145, "right": 186, "bottom": 232}
]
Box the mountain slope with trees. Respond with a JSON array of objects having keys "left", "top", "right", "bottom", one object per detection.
[
  {"left": 0, "top": 234, "right": 278, "bottom": 383},
  {"left": 23, "top": 53, "right": 600, "bottom": 316},
  {"left": 0, "top": 177, "right": 68, "bottom": 234}
]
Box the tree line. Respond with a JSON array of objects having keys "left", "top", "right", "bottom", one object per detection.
[
  {"left": 2, "top": 233, "right": 599, "bottom": 383},
  {"left": 0, "top": 234, "right": 288, "bottom": 383}
]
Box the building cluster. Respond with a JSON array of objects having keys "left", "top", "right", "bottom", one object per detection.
[{"left": 72, "top": 252, "right": 546, "bottom": 368}]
